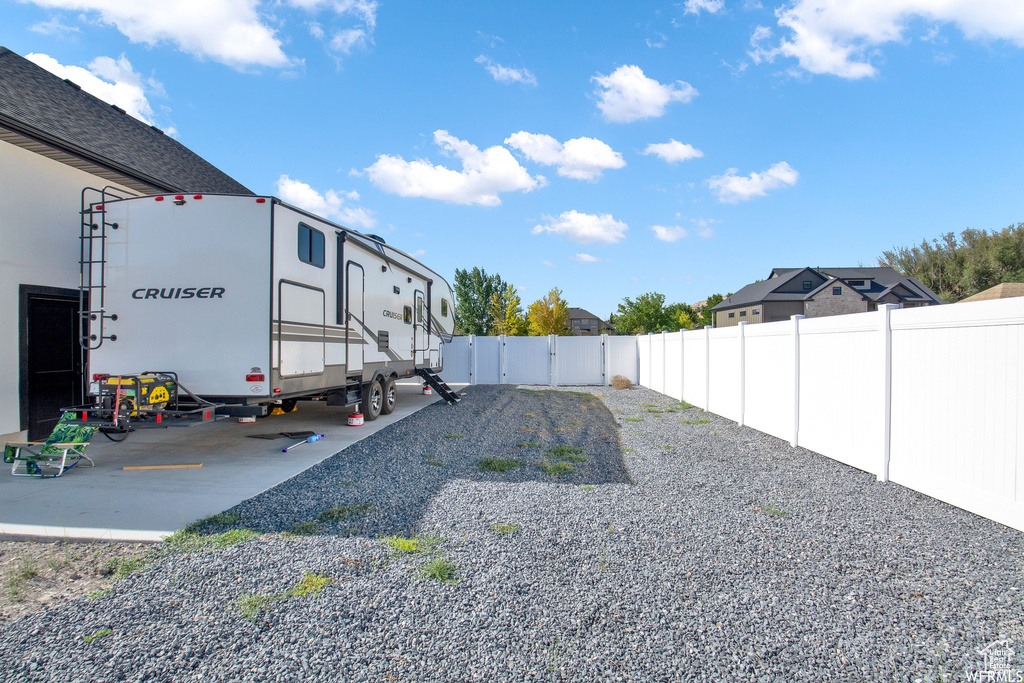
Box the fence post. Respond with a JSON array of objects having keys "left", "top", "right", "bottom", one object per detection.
[
  {"left": 549, "top": 334, "right": 556, "bottom": 386},
  {"left": 661, "top": 331, "right": 667, "bottom": 395},
  {"left": 498, "top": 335, "right": 506, "bottom": 384},
  {"left": 879, "top": 304, "right": 897, "bottom": 482},
  {"left": 679, "top": 330, "right": 685, "bottom": 403},
  {"left": 790, "top": 315, "right": 804, "bottom": 447},
  {"left": 704, "top": 326, "right": 711, "bottom": 411},
  {"left": 469, "top": 335, "right": 476, "bottom": 386},
  {"left": 737, "top": 321, "right": 747, "bottom": 427},
  {"left": 602, "top": 334, "right": 609, "bottom": 385}
]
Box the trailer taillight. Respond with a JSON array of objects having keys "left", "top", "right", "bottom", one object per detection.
[
  {"left": 155, "top": 196, "right": 164, "bottom": 201},
  {"left": 256, "top": 198, "right": 266, "bottom": 203},
  {"left": 193, "top": 194, "right": 203, "bottom": 200},
  {"left": 175, "top": 195, "right": 184, "bottom": 200},
  {"left": 95, "top": 204, "right": 103, "bottom": 210},
  {"left": 92, "top": 373, "right": 107, "bottom": 381},
  {"left": 246, "top": 374, "right": 265, "bottom": 382}
]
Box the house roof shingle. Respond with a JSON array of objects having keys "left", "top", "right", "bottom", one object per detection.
[{"left": 0, "top": 46, "right": 252, "bottom": 195}]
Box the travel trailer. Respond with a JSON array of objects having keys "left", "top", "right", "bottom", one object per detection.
[{"left": 76, "top": 188, "right": 458, "bottom": 430}]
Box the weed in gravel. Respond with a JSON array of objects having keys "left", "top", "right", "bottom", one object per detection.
[
  {"left": 423, "top": 453, "right": 444, "bottom": 467},
  {"left": 82, "top": 628, "right": 112, "bottom": 644},
  {"left": 623, "top": 417, "right": 644, "bottom": 423},
  {"left": 383, "top": 534, "right": 443, "bottom": 555},
  {"left": 184, "top": 511, "right": 244, "bottom": 532},
  {"left": 760, "top": 501, "right": 790, "bottom": 518},
  {"left": 477, "top": 457, "right": 523, "bottom": 473},
  {"left": 445, "top": 432, "right": 465, "bottom": 439},
  {"left": 679, "top": 401, "right": 697, "bottom": 410},
  {"left": 611, "top": 375, "right": 632, "bottom": 389},
  {"left": 489, "top": 522, "right": 521, "bottom": 535},
  {"left": 107, "top": 556, "right": 149, "bottom": 580},
  {"left": 163, "top": 528, "right": 259, "bottom": 554},
  {"left": 319, "top": 502, "right": 373, "bottom": 523},
  {"left": 681, "top": 418, "right": 711, "bottom": 425},
  {"left": 87, "top": 588, "right": 111, "bottom": 600},
  {"left": 624, "top": 447, "right": 637, "bottom": 453},
  {"left": 524, "top": 413, "right": 536, "bottom": 418},
  {"left": 659, "top": 445, "right": 673, "bottom": 450},
  {"left": 579, "top": 485, "right": 596, "bottom": 492},
  {"left": 334, "top": 480, "right": 357, "bottom": 487},
  {"left": 546, "top": 445, "right": 586, "bottom": 462},
  {"left": 235, "top": 592, "right": 281, "bottom": 620},
  {"left": 419, "top": 558, "right": 458, "bottom": 583},
  {"left": 540, "top": 461, "right": 576, "bottom": 476},
  {"left": 283, "top": 521, "right": 322, "bottom": 536},
  {"left": 517, "top": 441, "right": 543, "bottom": 448},
  {"left": 289, "top": 573, "right": 331, "bottom": 597}
]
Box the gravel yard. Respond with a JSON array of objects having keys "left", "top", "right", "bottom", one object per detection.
[{"left": 1, "top": 384, "right": 1022, "bottom": 682}]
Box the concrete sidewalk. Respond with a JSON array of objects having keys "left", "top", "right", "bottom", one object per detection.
[{"left": 0, "top": 381, "right": 452, "bottom": 542}]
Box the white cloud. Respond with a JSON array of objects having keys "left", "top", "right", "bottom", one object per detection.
[
  {"left": 643, "top": 139, "right": 703, "bottom": 164},
  {"left": 330, "top": 28, "right": 369, "bottom": 53},
  {"left": 475, "top": 55, "right": 537, "bottom": 86},
  {"left": 684, "top": 0, "right": 725, "bottom": 15},
  {"left": 707, "top": 162, "right": 798, "bottom": 203},
  {"left": 276, "top": 175, "right": 377, "bottom": 230},
  {"left": 574, "top": 253, "right": 606, "bottom": 263},
  {"left": 650, "top": 225, "right": 688, "bottom": 242},
  {"left": 532, "top": 210, "right": 628, "bottom": 245},
  {"left": 592, "top": 65, "right": 698, "bottom": 123},
  {"left": 27, "top": 52, "right": 160, "bottom": 124},
  {"left": 30, "top": 16, "right": 79, "bottom": 36},
  {"left": 23, "top": 0, "right": 296, "bottom": 69},
  {"left": 760, "top": 0, "right": 1024, "bottom": 79},
  {"left": 365, "top": 130, "right": 544, "bottom": 206},
  {"left": 542, "top": 260, "right": 556, "bottom": 268},
  {"left": 689, "top": 217, "right": 720, "bottom": 238},
  {"left": 505, "top": 132, "right": 625, "bottom": 181}
]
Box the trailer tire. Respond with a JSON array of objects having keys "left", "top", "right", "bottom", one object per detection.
[
  {"left": 380, "top": 377, "right": 397, "bottom": 415},
  {"left": 364, "top": 380, "right": 383, "bottom": 421}
]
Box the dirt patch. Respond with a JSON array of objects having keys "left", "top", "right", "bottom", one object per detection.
[{"left": 0, "top": 540, "right": 154, "bottom": 622}]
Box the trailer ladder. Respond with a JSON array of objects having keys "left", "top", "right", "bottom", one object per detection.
[
  {"left": 415, "top": 368, "right": 461, "bottom": 405},
  {"left": 79, "top": 186, "right": 126, "bottom": 350}
]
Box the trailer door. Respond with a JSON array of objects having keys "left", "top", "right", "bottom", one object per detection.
[
  {"left": 346, "top": 262, "right": 364, "bottom": 374},
  {"left": 414, "top": 290, "right": 427, "bottom": 365}
]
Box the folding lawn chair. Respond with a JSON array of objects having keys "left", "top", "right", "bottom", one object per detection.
[{"left": 3, "top": 412, "right": 96, "bottom": 478}]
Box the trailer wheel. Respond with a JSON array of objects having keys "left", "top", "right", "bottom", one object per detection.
[
  {"left": 364, "top": 380, "right": 383, "bottom": 421},
  {"left": 380, "top": 377, "right": 397, "bottom": 415}
]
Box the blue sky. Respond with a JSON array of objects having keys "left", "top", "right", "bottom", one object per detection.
[{"left": 4, "top": 0, "right": 1024, "bottom": 318}]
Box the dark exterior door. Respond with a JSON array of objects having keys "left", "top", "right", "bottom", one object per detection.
[{"left": 21, "top": 287, "right": 83, "bottom": 440}]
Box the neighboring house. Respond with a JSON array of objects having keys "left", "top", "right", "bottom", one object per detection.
[
  {"left": 712, "top": 267, "right": 944, "bottom": 328},
  {"left": 567, "top": 307, "right": 615, "bottom": 336},
  {"left": 0, "top": 46, "right": 252, "bottom": 442},
  {"left": 958, "top": 283, "right": 1024, "bottom": 303}
]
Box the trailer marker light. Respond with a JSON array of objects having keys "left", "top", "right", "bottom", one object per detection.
[
  {"left": 274, "top": 388, "right": 281, "bottom": 394},
  {"left": 246, "top": 374, "right": 265, "bottom": 382},
  {"left": 193, "top": 194, "right": 203, "bottom": 200},
  {"left": 256, "top": 198, "right": 266, "bottom": 203},
  {"left": 81, "top": 412, "right": 87, "bottom": 422},
  {"left": 175, "top": 195, "right": 184, "bottom": 200},
  {"left": 155, "top": 196, "right": 164, "bottom": 201},
  {"left": 96, "top": 204, "right": 103, "bottom": 210},
  {"left": 157, "top": 414, "right": 162, "bottom": 424}
]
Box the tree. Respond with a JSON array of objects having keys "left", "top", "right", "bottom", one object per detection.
[
  {"left": 453, "top": 267, "right": 508, "bottom": 335},
  {"left": 667, "top": 302, "right": 699, "bottom": 330},
  {"left": 488, "top": 284, "right": 528, "bottom": 336},
  {"left": 878, "top": 222, "right": 1024, "bottom": 302},
  {"left": 527, "top": 287, "right": 571, "bottom": 336},
  {"left": 698, "top": 293, "right": 725, "bottom": 328},
  {"left": 615, "top": 292, "right": 673, "bottom": 335}
]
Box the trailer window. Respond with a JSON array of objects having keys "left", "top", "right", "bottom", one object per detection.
[
  {"left": 441, "top": 298, "right": 449, "bottom": 317},
  {"left": 403, "top": 306, "right": 412, "bottom": 324},
  {"left": 298, "top": 223, "right": 325, "bottom": 268}
]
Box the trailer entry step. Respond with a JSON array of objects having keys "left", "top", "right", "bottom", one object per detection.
[{"left": 415, "top": 368, "right": 460, "bottom": 405}]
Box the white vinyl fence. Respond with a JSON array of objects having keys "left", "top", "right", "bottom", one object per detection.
[
  {"left": 440, "top": 334, "right": 638, "bottom": 386},
  {"left": 439, "top": 298, "right": 1023, "bottom": 532},
  {"left": 637, "top": 300, "right": 1024, "bottom": 533}
]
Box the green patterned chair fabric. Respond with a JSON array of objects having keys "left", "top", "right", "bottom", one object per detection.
[{"left": 4, "top": 412, "right": 96, "bottom": 478}]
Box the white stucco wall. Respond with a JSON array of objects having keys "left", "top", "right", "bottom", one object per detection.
[{"left": 0, "top": 141, "right": 135, "bottom": 440}]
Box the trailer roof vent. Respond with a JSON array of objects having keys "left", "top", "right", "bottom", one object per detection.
[{"left": 366, "top": 234, "right": 386, "bottom": 244}]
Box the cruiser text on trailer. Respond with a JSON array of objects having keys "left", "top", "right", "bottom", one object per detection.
[{"left": 77, "top": 188, "right": 460, "bottom": 428}]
